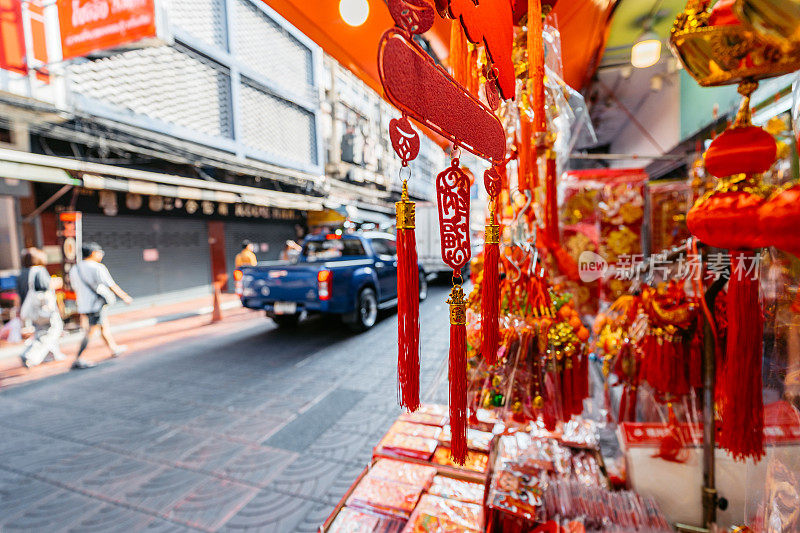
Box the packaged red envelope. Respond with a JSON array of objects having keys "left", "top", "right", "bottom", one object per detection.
[
  {"left": 439, "top": 427, "right": 493, "bottom": 452},
  {"left": 399, "top": 404, "right": 448, "bottom": 427},
  {"left": 328, "top": 506, "right": 406, "bottom": 533},
  {"left": 379, "top": 432, "right": 438, "bottom": 461},
  {"left": 428, "top": 476, "right": 484, "bottom": 505},
  {"left": 328, "top": 507, "right": 381, "bottom": 533},
  {"left": 347, "top": 477, "right": 425, "bottom": 519},
  {"left": 367, "top": 458, "right": 437, "bottom": 489},
  {"left": 402, "top": 512, "right": 477, "bottom": 533},
  {"left": 408, "top": 494, "right": 483, "bottom": 531},
  {"left": 432, "top": 447, "right": 489, "bottom": 474},
  {"left": 390, "top": 421, "right": 443, "bottom": 440}
]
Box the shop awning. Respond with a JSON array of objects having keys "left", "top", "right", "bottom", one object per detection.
[
  {"left": 0, "top": 147, "right": 325, "bottom": 211},
  {"left": 263, "top": 0, "right": 618, "bottom": 92},
  {"left": 0, "top": 159, "right": 79, "bottom": 186}
]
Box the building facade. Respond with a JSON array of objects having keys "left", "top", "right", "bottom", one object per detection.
[{"left": 0, "top": 0, "right": 449, "bottom": 310}]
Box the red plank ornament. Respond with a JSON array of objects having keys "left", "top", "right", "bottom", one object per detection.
[
  {"left": 436, "top": 154, "right": 471, "bottom": 465},
  {"left": 482, "top": 166, "right": 502, "bottom": 365},
  {"left": 378, "top": 29, "right": 506, "bottom": 163},
  {"left": 390, "top": 115, "right": 423, "bottom": 413}
]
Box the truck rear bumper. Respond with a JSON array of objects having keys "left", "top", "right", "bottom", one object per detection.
[{"left": 241, "top": 298, "right": 341, "bottom": 315}]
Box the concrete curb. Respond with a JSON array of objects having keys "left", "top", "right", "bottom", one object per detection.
[{"left": 0, "top": 300, "right": 242, "bottom": 362}]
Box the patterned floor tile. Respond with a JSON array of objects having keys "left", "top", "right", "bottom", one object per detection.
[
  {"left": 66, "top": 504, "right": 157, "bottom": 533},
  {"left": 37, "top": 447, "right": 122, "bottom": 486},
  {"left": 120, "top": 467, "right": 209, "bottom": 514},
  {"left": 220, "top": 490, "right": 317, "bottom": 533},
  {"left": 78, "top": 457, "right": 163, "bottom": 498},
  {"left": 83, "top": 420, "right": 176, "bottom": 453},
  {"left": 177, "top": 437, "right": 246, "bottom": 472},
  {"left": 292, "top": 501, "right": 336, "bottom": 533},
  {"left": 306, "top": 428, "right": 375, "bottom": 466},
  {"left": 140, "top": 429, "right": 206, "bottom": 464},
  {"left": 316, "top": 461, "right": 369, "bottom": 506},
  {"left": 216, "top": 446, "right": 296, "bottom": 487},
  {"left": 222, "top": 415, "right": 286, "bottom": 444},
  {"left": 0, "top": 469, "right": 62, "bottom": 523},
  {"left": 0, "top": 490, "right": 103, "bottom": 532},
  {"left": 166, "top": 478, "right": 258, "bottom": 531},
  {"left": 269, "top": 454, "right": 350, "bottom": 502}
]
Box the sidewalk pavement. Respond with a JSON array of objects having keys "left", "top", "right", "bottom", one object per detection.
[{"left": 0, "top": 293, "right": 261, "bottom": 388}]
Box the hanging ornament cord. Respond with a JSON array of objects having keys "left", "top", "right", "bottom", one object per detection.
[
  {"left": 448, "top": 276, "right": 468, "bottom": 465},
  {"left": 436, "top": 153, "right": 471, "bottom": 465},
  {"left": 389, "top": 115, "right": 422, "bottom": 413},
  {"left": 397, "top": 173, "right": 420, "bottom": 412},
  {"left": 482, "top": 168, "right": 502, "bottom": 365}
]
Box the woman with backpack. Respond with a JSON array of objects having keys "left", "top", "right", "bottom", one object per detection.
[{"left": 16, "top": 248, "right": 66, "bottom": 368}]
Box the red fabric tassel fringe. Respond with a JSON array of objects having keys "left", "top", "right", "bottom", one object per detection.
[
  {"left": 449, "top": 320, "right": 468, "bottom": 465},
  {"left": 481, "top": 242, "right": 500, "bottom": 364},
  {"left": 719, "top": 250, "right": 764, "bottom": 461},
  {"left": 397, "top": 215, "right": 420, "bottom": 412}
]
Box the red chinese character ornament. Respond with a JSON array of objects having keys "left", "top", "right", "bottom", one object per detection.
[{"left": 436, "top": 156, "right": 472, "bottom": 464}]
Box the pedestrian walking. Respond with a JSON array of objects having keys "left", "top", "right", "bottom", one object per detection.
[
  {"left": 70, "top": 242, "right": 133, "bottom": 369},
  {"left": 235, "top": 240, "right": 257, "bottom": 267},
  {"left": 16, "top": 248, "right": 66, "bottom": 367}
]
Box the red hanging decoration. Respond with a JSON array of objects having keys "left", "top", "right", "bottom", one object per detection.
[
  {"left": 719, "top": 250, "right": 765, "bottom": 461},
  {"left": 388, "top": 0, "right": 435, "bottom": 34},
  {"left": 544, "top": 146, "right": 559, "bottom": 244},
  {"left": 390, "top": 116, "right": 422, "bottom": 412},
  {"left": 527, "top": 0, "right": 546, "bottom": 133},
  {"left": 435, "top": 0, "right": 516, "bottom": 100},
  {"left": 482, "top": 167, "right": 502, "bottom": 365},
  {"left": 378, "top": 29, "right": 506, "bottom": 163},
  {"left": 436, "top": 157, "right": 471, "bottom": 464},
  {"left": 686, "top": 82, "right": 772, "bottom": 461}
]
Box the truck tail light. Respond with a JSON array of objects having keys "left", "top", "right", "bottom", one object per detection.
[
  {"left": 233, "top": 269, "right": 243, "bottom": 296},
  {"left": 318, "top": 269, "right": 332, "bottom": 300}
]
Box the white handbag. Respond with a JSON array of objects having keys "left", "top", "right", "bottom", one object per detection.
[{"left": 19, "top": 266, "right": 57, "bottom": 325}]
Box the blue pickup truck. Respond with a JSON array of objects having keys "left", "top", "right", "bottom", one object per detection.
[{"left": 236, "top": 232, "right": 427, "bottom": 331}]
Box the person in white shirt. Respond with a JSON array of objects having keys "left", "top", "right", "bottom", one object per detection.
[{"left": 69, "top": 242, "right": 133, "bottom": 369}]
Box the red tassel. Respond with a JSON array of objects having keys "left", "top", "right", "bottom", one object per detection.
[
  {"left": 397, "top": 183, "right": 420, "bottom": 412},
  {"left": 518, "top": 116, "right": 533, "bottom": 192},
  {"left": 544, "top": 153, "right": 559, "bottom": 244},
  {"left": 719, "top": 250, "right": 764, "bottom": 461},
  {"left": 618, "top": 385, "right": 629, "bottom": 423},
  {"left": 448, "top": 284, "right": 468, "bottom": 465},
  {"left": 482, "top": 242, "right": 500, "bottom": 364},
  {"left": 449, "top": 21, "right": 468, "bottom": 88},
  {"left": 562, "top": 357, "right": 573, "bottom": 419},
  {"left": 528, "top": 0, "right": 546, "bottom": 133},
  {"left": 626, "top": 386, "right": 638, "bottom": 422}
]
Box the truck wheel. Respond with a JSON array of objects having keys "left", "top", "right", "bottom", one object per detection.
[
  {"left": 419, "top": 271, "right": 428, "bottom": 302},
  {"left": 349, "top": 287, "right": 378, "bottom": 332},
  {"left": 273, "top": 314, "right": 300, "bottom": 328}
]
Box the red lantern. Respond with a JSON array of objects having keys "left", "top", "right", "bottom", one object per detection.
[{"left": 758, "top": 185, "right": 800, "bottom": 257}]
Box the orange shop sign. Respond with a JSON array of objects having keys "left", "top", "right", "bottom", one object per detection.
[{"left": 57, "top": 0, "right": 159, "bottom": 60}]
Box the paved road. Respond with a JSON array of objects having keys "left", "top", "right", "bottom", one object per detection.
[{"left": 0, "top": 286, "right": 452, "bottom": 532}]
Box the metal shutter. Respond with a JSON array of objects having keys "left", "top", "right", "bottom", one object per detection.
[
  {"left": 82, "top": 215, "right": 211, "bottom": 299},
  {"left": 224, "top": 220, "right": 297, "bottom": 274}
]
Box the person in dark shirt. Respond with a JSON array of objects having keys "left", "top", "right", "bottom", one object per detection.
[{"left": 16, "top": 248, "right": 66, "bottom": 367}]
